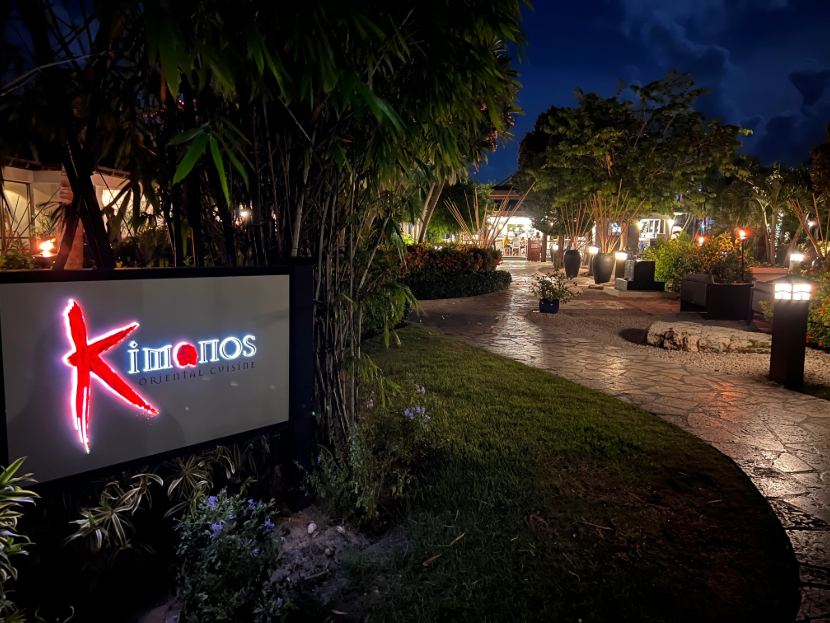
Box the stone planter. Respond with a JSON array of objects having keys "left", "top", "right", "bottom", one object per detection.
[
  {"left": 563, "top": 249, "right": 581, "bottom": 278},
  {"left": 592, "top": 252, "right": 615, "bottom": 284},
  {"left": 539, "top": 298, "right": 560, "bottom": 314}
]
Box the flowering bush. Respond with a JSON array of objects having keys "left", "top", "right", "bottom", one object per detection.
[
  {"left": 401, "top": 244, "right": 501, "bottom": 280},
  {"left": 531, "top": 273, "right": 580, "bottom": 303},
  {"left": 175, "top": 491, "right": 287, "bottom": 621},
  {"left": 308, "top": 381, "right": 432, "bottom": 524}
]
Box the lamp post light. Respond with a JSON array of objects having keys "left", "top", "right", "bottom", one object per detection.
[
  {"left": 614, "top": 251, "right": 628, "bottom": 279},
  {"left": 789, "top": 252, "right": 805, "bottom": 273},
  {"left": 738, "top": 229, "right": 748, "bottom": 278},
  {"left": 698, "top": 235, "right": 705, "bottom": 247},
  {"left": 769, "top": 276, "right": 813, "bottom": 390}
]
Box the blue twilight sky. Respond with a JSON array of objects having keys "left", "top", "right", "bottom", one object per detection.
[{"left": 473, "top": 0, "right": 830, "bottom": 184}]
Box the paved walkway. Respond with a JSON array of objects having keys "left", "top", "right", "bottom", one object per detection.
[{"left": 416, "top": 262, "right": 830, "bottom": 622}]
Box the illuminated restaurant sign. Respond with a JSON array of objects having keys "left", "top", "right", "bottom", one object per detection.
[{"left": 0, "top": 268, "right": 313, "bottom": 483}]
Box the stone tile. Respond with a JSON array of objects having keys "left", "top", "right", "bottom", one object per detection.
[
  {"left": 797, "top": 586, "right": 830, "bottom": 621},
  {"left": 788, "top": 530, "right": 830, "bottom": 567}
]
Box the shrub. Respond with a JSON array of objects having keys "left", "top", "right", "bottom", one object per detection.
[
  {"left": 401, "top": 244, "right": 501, "bottom": 280},
  {"left": 0, "top": 251, "right": 34, "bottom": 270},
  {"left": 406, "top": 270, "right": 512, "bottom": 300},
  {"left": 308, "top": 381, "right": 432, "bottom": 524},
  {"left": 643, "top": 232, "right": 752, "bottom": 292},
  {"left": 643, "top": 235, "right": 696, "bottom": 292},
  {"left": 175, "top": 491, "right": 286, "bottom": 622}
]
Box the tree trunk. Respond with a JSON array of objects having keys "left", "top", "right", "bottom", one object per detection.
[
  {"left": 418, "top": 179, "right": 445, "bottom": 243},
  {"left": 541, "top": 232, "right": 547, "bottom": 263}
]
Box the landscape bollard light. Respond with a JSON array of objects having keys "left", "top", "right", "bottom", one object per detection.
[
  {"left": 614, "top": 251, "right": 628, "bottom": 279},
  {"left": 769, "top": 276, "right": 813, "bottom": 390},
  {"left": 586, "top": 245, "right": 598, "bottom": 277}
]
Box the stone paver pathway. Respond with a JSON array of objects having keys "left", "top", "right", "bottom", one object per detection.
[{"left": 416, "top": 262, "right": 830, "bottom": 622}]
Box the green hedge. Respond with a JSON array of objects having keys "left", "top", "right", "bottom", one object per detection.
[{"left": 406, "top": 270, "right": 512, "bottom": 300}]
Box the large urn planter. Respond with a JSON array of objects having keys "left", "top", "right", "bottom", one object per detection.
[
  {"left": 563, "top": 249, "right": 581, "bottom": 278},
  {"left": 592, "top": 252, "right": 615, "bottom": 284},
  {"left": 539, "top": 298, "right": 560, "bottom": 314},
  {"left": 813, "top": 257, "right": 825, "bottom": 271}
]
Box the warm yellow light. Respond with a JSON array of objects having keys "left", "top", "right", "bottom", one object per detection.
[
  {"left": 588, "top": 246, "right": 599, "bottom": 255},
  {"left": 39, "top": 239, "right": 55, "bottom": 253},
  {"left": 637, "top": 220, "right": 645, "bottom": 230},
  {"left": 552, "top": 244, "right": 559, "bottom": 251},
  {"left": 667, "top": 219, "right": 675, "bottom": 229},
  {"left": 793, "top": 283, "right": 812, "bottom": 301},
  {"left": 698, "top": 236, "right": 705, "bottom": 246},
  {"left": 615, "top": 252, "right": 628, "bottom": 261},
  {"left": 790, "top": 253, "right": 805, "bottom": 262},
  {"left": 808, "top": 221, "right": 816, "bottom": 227},
  {"left": 239, "top": 210, "right": 249, "bottom": 218},
  {"left": 774, "top": 283, "right": 792, "bottom": 300},
  {"left": 738, "top": 229, "right": 747, "bottom": 240}
]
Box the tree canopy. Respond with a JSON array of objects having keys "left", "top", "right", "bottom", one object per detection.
[{"left": 517, "top": 70, "right": 748, "bottom": 214}]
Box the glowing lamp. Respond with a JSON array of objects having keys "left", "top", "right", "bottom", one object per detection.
[
  {"left": 588, "top": 246, "right": 599, "bottom": 255},
  {"left": 738, "top": 229, "right": 748, "bottom": 240},
  {"left": 790, "top": 253, "right": 805, "bottom": 263},
  {"left": 775, "top": 282, "right": 811, "bottom": 301},
  {"left": 637, "top": 220, "right": 645, "bottom": 230},
  {"left": 552, "top": 244, "right": 560, "bottom": 251},
  {"left": 808, "top": 221, "right": 816, "bottom": 227},
  {"left": 239, "top": 210, "right": 249, "bottom": 218},
  {"left": 698, "top": 236, "right": 705, "bottom": 246},
  {"left": 615, "top": 252, "right": 628, "bottom": 261},
  {"left": 667, "top": 219, "right": 675, "bottom": 229}
]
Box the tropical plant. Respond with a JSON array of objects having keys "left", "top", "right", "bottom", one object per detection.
[
  {"left": 445, "top": 185, "right": 533, "bottom": 247},
  {"left": 175, "top": 491, "right": 286, "bottom": 621},
  {"left": 789, "top": 195, "right": 830, "bottom": 259},
  {"left": 0, "top": 459, "right": 38, "bottom": 620},
  {"left": 531, "top": 273, "right": 580, "bottom": 303},
  {"left": 642, "top": 235, "right": 697, "bottom": 292}
]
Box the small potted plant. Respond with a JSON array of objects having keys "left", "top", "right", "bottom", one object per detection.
[{"left": 531, "top": 273, "right": 580, "bottom": 314}]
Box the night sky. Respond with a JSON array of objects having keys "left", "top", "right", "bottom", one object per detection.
[{"left": 474, "top": 0, "right": 830, "bottom": 183}]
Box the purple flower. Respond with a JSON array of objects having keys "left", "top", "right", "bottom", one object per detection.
[
  {"left": 265, "top": 518, "right": 274, "bottom": 533},
  {"left": 210, "top": 520, "right": 226, "bottom": 539},
  {"left": 252, "top": 547, "right": 260, "bottom": 557},
  {"left": 206, "top": 496, "right": 218, "bottom": 510},
  {"left": 367, "top": 399, "right": 374, "bottom": 408}
]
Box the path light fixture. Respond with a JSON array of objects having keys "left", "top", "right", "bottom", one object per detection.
[
  {"left": 769, "top": 275, "right": 814, "bottom": 389},
  {"left": 698, "top": 236, "right": 705, "bottom": 247},
  {"left": 588, "top": 246, "right": 599, "bottom": 255},
  {"left": 614, "top": 251, "right": 628, "bottom": 279}
]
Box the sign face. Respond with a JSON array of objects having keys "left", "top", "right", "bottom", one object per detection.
[{"left": 0, "top": 273, "right": 291, "bottom": 482}]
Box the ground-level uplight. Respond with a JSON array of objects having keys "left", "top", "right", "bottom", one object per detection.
[
  {"left": 698, "top": 236, "right": 705, "bottom": 246},
  {"left": 738, "top": 229, "right": 748, "bottom": 276},
  {"left": 789, "top": 252, "right": 805, "bottom": 273},
  {"left": 588, "top": 246, "right": 599, "bottom": 255},
  {"left": 769, "top": 275, "right": 814, "bottom": 389}
]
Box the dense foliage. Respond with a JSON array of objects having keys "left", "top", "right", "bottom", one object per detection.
[
  {"left": 406, "top": 270, "right": 512, "bottom": 300},
  {"left": 643, "top": 233, "right": 753, "bottom": 291},
  {"left": 516, "top": 70, "right": 747, "bottom": 214},
  {"left": 175, "top": 491, "right": 286, "bottom": 621},
  {"left": 400, "top": 244, "right": 510, "bottom": 299}
]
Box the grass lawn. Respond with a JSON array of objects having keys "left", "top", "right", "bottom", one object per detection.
[{"left": 345, "top": 325, "right": 798, "bottom": 622}]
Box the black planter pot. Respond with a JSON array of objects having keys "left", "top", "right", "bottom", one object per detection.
[
  {"left": 592, "top": 252, "right": 615, "bottom": 284},
  {"left": 563, "top": 249, "right": 581, "bottom": 278},
  {"left": 539, "top": 298, "right": 560, "bottom": 314}
]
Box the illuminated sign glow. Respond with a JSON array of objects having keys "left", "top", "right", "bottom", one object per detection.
[
  {"left": 64, "top": 299, "right": 258, "bottom": 453},
  {"left": 64, "top": 300, "right": 158, "bottom": 453}
]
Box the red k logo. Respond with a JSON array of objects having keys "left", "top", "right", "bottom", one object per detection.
[{"left": 64, "top": 300, "right": 157, "bottom": 453}]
